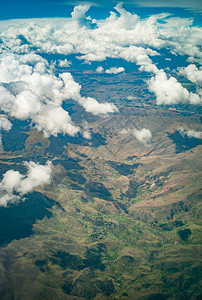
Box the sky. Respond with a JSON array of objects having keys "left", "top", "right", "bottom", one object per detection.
[{"left": 1, "top": 0, "right": 202, "bottom": 23}]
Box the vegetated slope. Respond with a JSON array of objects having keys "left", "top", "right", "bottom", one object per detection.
[{"left": 0, "top": 107, "right": 201, "bottom": 300}]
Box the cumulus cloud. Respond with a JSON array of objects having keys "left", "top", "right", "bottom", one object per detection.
[
  {"left": 121, "top": 127, "right": 152, "bottom": 143},
  {"left": 189, "top": 91, "right": 202, "bottom": 104},
  {"left": 71, "top": 3, "right": 96, "bottom": 28},
  {"left": 0, "top": 3, "right": 201, "bottom": 63},
  {"left": 148, "top": 71, "right": 189, "bottom": 105},
  {"left": 19, "top": 54, "right": 49, "bottom": 71},
  {"left": 133, "top": 128, "right": 152, "bottom": 143},
  {"left": 82, "top": 131, "right": 91, "bottom": 139},
  {"left": 0, "top": 115, "right": 11, "bottom": 150},
  {"left": 0, "top": 194, "right": 20, "bottom": 207},
  {"left": 79, "top": 97, "right": 118, "bottom": 115},
  {"left": 178, "top": 127, "right": 202, "bottom": 139},
  {"left": 96, "top": 66, "right": 104, "bottom": 73},
  {"left": 0, "top": 53, "right": 118, "bottom": 137},
  {"left": 178, "top": 64, "right": 202, "bottom": 84},
  {"left": 34, "top": 105, "right": 79, "bottom": 137},
  {"left": 71, "top": 3, "right": 91, "bottom": 22},
  {"left": 0, "top": 161, "right": 52, "bottom": 207},
  {"left": 0, "top": 54, "right": 80, "bottom": 136},
  {"left": 58, "top": 59, "right": 71, "bottom": 68},
  {"left": 96, "top": 66, "right": 125, "bottom": 74},
  {"left": 0, "top": 54, "right": 32, "bottom": 82},
  {"left": 0, "top": 3, "right": 201, "bottom": 110},
  {"left": 148, "top": 71, "right": 202, "bottom": 105},
  {"left": 82, "top": 121, "right": 91, "bottom": 139},
  {"left": 105, "top": 67, "right": 125, "bottom": 74},
  {"left": 0, "top": 115, "right": 12, "bottom": 131}
]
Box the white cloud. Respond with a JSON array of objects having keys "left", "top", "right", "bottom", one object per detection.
[
  {"left": 178, "top": 64, "right": 202, "bottom": 84},
  {"left": 71, "top": 3, "right": 91, "bottom": 21},
  {"left": 0, "top": 3, "right": 201, "bottom": 112},
  {"left": 58, "top": 72, "right": 81, "bottom": 101},
  {"left": 82, "top": 130, "right": 91, "bottom": 139},
  {"left": 0, "top": 115, "right": 12, "bottom": 131},
  {"left": 79, "top": 97, "right": 118, "bottom": 115},
  {"left": 178, "top": 127, "right": 202, "bottom": 139},
  {"left": 0, "top": 115, "right": 12, "bottom": 150},
  {"left": 133, "top": 128, "right": 152, "bottom": 143},
  {"left": 120, "top": 128, "right": 129, "bottom": 134},
  {"left": 121, "top": 127, "right": 152, "bottom": 143},
  {"left": 34, "top": 105, "right": 79, "bottom": 137},
  {"left": 12, "top": 90, "right": 42, "bottom": 120},
  {"left": 19, "top": 161, "right": 52, "bottom": 194},
  {"left": 1, "top": 170, "right": 24, "bottom": 194},
  {"left": 148, "top": 71, "right": 202, "bottom": 105},
  {"left": 0, "top": 161, "right": 52, "bottom": 207},
  {"left": 189, "top": 91, "right": 202, "bottom": 104},
  {"left": 0, "top": 53, "right": 118, "bottom": 137},
  {"left": 0, "top": 54, "right": 32, "bottom": 82},
  {"left": 19, "top": 53, "right": 48, "bottom": 67},
  {"left": 118, "top": 46, "right": 160, "bottom": 74},
  {"left": 58, "top": 58, "right": 71, "bottom": 68},
  {"left": 0, "top": 194, "right": 20, "bottom": 207},
  {"left": 127, "top": 96, "right": 137, "bottom": 100},
  {"left": 71, "top": 3, "right": 96, "bottom": 29},
  {"left": 0, "top": 3, "right": 201, "bottom": 64},
  {"left": 160, "top": 17, "right": 193, "bottom": 28},
  {"left": 105, "top": 67, "right": 125, "bottom": 74},
  {"left": 96, "top": 66, "right": 125, "bottom": 74},
  {"left": 0, "top": 54, "right": 80, "bottom": 136},
  {"left": 96, "top": 66, "right": 104, "bottom": 73},
  {"left": 82, "top": 121, "right": 91, "bottom": 139}
]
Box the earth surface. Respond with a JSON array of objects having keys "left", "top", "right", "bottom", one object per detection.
[{"left": 0, "top": 1, "right": 201, "bottom": 299}]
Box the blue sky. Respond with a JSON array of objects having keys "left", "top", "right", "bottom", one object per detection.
[{"left": 1, "top": 0, "right": 201, "bottom": 25}]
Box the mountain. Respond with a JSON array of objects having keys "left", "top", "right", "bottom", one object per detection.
[
  {"left": 0, "top": 102, "right": 201, "bottom": 299},
  {"left": 0, "top": 2, "right": 201, "bottom": 299}
]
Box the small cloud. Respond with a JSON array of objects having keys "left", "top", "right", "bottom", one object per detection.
[
  {"left": 58, "top": 59, "right": 72, "bottom": 68},
  {"left": 120, "top": 128, "right": 130, "bottom": 134},
  {"left": 71, "top": 3, "right": 91, "bottom": 20},
  {"left": 178, "top": 127, "right": 202, "bottom": 139},
  {"left": 79, "top": 97, "right": 119, "bottom": 115},
  {"left": 127, "top": 96, "right": 137, "bottom": 101},
  {"left": 96, "top": 66, "right": 104, "bottom": 73},
  {"left": 0, "top": 115, "right": 12, "bottom": 131},
  {"left": 121, "top": 127, "right": 152, "bottom": 143},
  {"left": 83, "top": 130, "right": 91, "bottom": 139},
  {"left": 0, "top": 161, "right": 53, "bottom": 207},
  {"left": 105, "top": 67, "right": 125, "bottom": 74},
  {"left": 189, "top": 92, "right": 202, "bottom": 105},
  {"left": 178, "top": 64, "right": 202, "bottom": 84},
  {"left": 133, "top": 128, "right": 152, "bottom": 143},
  {"left": 82, "top": 121, "right": 91, "bottom": 139},
  {"left": 148, "top": 70, "right": 202, "bottom": 105},
  {"left": 96, "top": 66, "right": 125, "bottom": 75}
]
